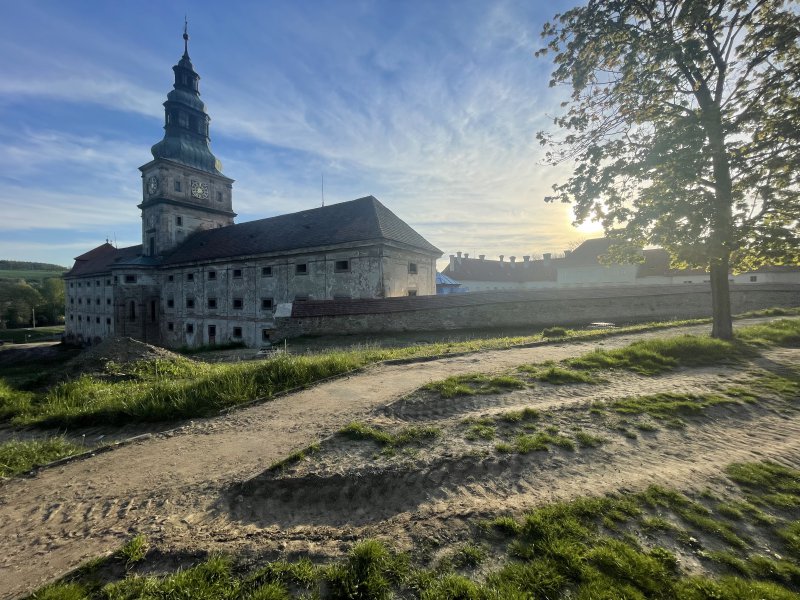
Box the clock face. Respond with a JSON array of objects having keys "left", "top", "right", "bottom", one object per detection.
[
  {"left": 147, "top": 175, "right": 159, "bottom": 196},
  {"left": 191, "top": 180, "right": 210, "bottom": 200}
]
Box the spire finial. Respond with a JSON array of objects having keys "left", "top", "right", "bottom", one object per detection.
[{"left": 183, "top": 16, "right": 189, "bottom": 56}]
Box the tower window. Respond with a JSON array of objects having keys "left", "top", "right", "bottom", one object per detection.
[
  {"left": 174, "top": 180, "right": 182, "bottom": 192},
  {"left": 179, "top": 113, "right": 188, "bottom": 127},
  {"left": 216, "top": 191, "right": 222, "bottom": 201},
  {"left": 149, "top": 237, "right": 155, "bottom": 256},
  {"left": 176, "top": 216, "right": 183, "bottom": 226}
]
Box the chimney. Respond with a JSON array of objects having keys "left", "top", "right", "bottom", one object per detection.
[
  {"left": 457, "top": 251, "right": 462, "bottom": 258},
  {"left": 499, "top": 255, "right": 504, "bottom": 262},
  {"left": 479, "top": 254, "right": 485, "bottom": 260},
  {"left": 543, "top": 253, "right": 552, "bottom": 263},
  {"left": 510, "top": 256, "right": 516, "bottom": 264},
  {"left": 464, "top": 253, "right": 469, "bottom": 259},
  {"left": 523, "top": 256, "right": 530, "bottom": 262},
  {"left": 564, "top": 250, "right": 572, "bottom": 258}
]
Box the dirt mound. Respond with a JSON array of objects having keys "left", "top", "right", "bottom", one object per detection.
[{"left": 65, "top": 336, "right": 183, "bottom": 374}]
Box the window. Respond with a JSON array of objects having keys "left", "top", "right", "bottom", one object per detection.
[
  {"left": 70, "top": 298, "right": 74, "bottom": 305},
  {"left": 174, "top": 180, "right": 182, "bottom": 192},
  {"left": 294, "top": 294, "right": 309, "bottom": 302},
  {"left": 78, "top": 315, "right": 82, "bottom": 321},
  {"left": 124, "top": 274, "right": 136, "bottom": 283},
  {"left": 78, "top": 298, "right": 82, "bottom": 305},
  {"left": 233, "top": 297, "right": 243, "bottom": 309},
  {"left": 86, "top": 282, "right": 91, "bottom": 287},
  {"left": 261, "top": 297, "right": 273, "bottom": 311},
  {"left": 78, "top": 282, "right": 82, "bottom": 287},
  {"left": 208, "top": 325, "right": 216, "bottom": 338},
  {"left": 186, "top": 298, "right": 195, "bottom": 309},
  {"left": 186, "top": 273, "right": 194, "bottom": 281},
  {"left": 208, "top": 270, "right": 216, "bottom": 280},
  {"left": 107, "top": 298, "right": 111, "bottom": 305},
  {"left": 261, "top": 266, "right": 272, "bottom": 277},
  {"left": 232, "top": 327, "right": 242, "bottom": 338},
  {"left": 217, "top": 191, "right": 222, "bottom": 201},
  {"left": 96, "top": 317, "right": 100, "bottom": 323},
  {"left": 150, "top": 300, "right": 156, "bottom": 322},
  {"left": 750, "top": 275, "right": 758, "bottom": 282},
  {"left": 335, "top": 260, "right": 350, "bottom": 272},
  {"left": 408, "top": 290, "right": 418, "bottom": 297},
  {"left": 129, "top": 301, "right": 136, "bottom": 321},
  {"left": 69, "top": 315, "right": 73, "bottom": 321},
  {"left": 186, "top": 323, "right": 194, "bottom": 334},
  {"left": 149, "top": 237, "right": 155, "bottom": 256},
  {"left": 106, "top": 318, "right": 111, "bottom": 325},
  {"left": 262, "top": 329, "right": 270, "bottom": 342},
  {"left": 208, "top": 298, "right": 217, "bottom": 309},
  {"left": 114, "top": 276, "right": 118, "bottom": 283},
  {"left": 167, "top": 298, "right": 174, "bottom": 308},
  {"left": 233, "top": 268, "right": 243, "bottom": 278},
  {"left": 168, "top": 275, "right": 174, "bottom": 282},
  {"left": 167, "top": 322, "right": 174, "bottom": 331},
  {"left": 176, "top": 216, "right": 183, "bottom": 226},
  {"left": 96, "top": 280, "right": 100, "bottom": 286},
  {"left": 96, "top": 298, "right": 101, "bottom": 305},
  {"left": 70, "top": 283, "right": 73, "bottom": 288},
  {"left": 295, "top": 263, "right": 308, "bottom": 275},
  {"left": 408, "top": 263, "right": 418, "bottom": 274},
  {"left": 106, "top": 279, "right": 111, "bottom": 285}
]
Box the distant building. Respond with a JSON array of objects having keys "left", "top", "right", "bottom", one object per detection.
[
  {"left": 435, "top": 272, "right": 464, "bottom": 294},
  {"left": 64, "top": 30, "right": 440, "bottom": 349},
  {"left": 442, "top": 238, "right": 800, "bottom": 291}
]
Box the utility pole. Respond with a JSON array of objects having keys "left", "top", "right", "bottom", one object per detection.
[{"left": 31, "top": 307, "right": 35, "bottom": 329}]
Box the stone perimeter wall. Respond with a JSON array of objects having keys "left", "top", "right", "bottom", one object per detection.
[{"left": 274, "top": 283, "right": 800, "bottom": 339}]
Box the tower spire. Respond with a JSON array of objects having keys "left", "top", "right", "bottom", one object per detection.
[{"left": 183, "top": 16, "right": 189, "bottom": 57}]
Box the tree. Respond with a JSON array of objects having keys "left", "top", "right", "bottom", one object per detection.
[
  {"left": 39, "top": 277, "right": 65, "bottom": 324},
  {"left": 0, "top": 281, "right": 43, "bottom": 328},
  {"left": 537, "top": 0, "right": 800, "bottom": 338}
]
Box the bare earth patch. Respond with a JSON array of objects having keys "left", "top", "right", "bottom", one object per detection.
[{"left": 0, "top": 319, "right": 798, "bottom": 599}]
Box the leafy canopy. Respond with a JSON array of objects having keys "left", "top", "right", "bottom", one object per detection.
[{"left": 538, "top": 0, "right": 800, "bottom": 271}]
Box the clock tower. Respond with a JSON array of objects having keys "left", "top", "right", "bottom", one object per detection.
[{"left": 138, "top": 23, "right": 235, "bottom": 257}]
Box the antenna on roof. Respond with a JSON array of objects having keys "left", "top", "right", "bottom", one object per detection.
[
  {"left": 321, "top": 173, "right": 325, "bottom": 207},
  {"left": 183, "top": 15, "right": 189, "bottom": 56}
]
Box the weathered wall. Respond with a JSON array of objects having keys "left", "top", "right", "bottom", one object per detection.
[{"left": 275, "top": 283, "right": 800, "bottom": 339}]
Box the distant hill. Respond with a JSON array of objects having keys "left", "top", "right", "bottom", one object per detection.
[
  {"left": 0, "top": 261, "right": 68, "bottom": 284},
  {"left": 0, "top": 260, "right": 68, "bottom": 272}
]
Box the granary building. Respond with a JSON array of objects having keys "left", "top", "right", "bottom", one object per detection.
[{"left": 64, "top": 31, "right": 441, "bottom": 348}]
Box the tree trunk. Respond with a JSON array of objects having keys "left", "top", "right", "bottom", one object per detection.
[{"left": 710, "top": 254, "right": 733, "bottom": 339}]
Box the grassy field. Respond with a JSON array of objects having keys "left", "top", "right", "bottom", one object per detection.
[
  {"left": 30, "top": 460, "right": 800, "bottom": 599},
  {"left": 0, "top": 326, "right": 64, "bottom": 344}
]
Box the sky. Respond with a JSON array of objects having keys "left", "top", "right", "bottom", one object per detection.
[{"left": 0, "top": 0, "right": 601, "bottom": 269}]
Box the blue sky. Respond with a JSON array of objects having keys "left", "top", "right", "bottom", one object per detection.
[{"left": 0, "top": 0, "right": 599, "bottom": 268}]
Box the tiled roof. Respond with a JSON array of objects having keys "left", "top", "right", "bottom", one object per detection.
[
  {"left": 64, "top": 244, "right": 143, "bottom": 277},
  {"left": 163, "top": 196, "right": 441, "bottom": 265},
  {"left": 441, "top": 257, "right": 558, "bottom": 282}
]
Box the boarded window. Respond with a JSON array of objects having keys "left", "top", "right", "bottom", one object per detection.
[{"left": 295, "top": 263, "right": 308, "bottom": 275}]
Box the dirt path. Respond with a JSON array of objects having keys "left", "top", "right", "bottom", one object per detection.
[{"left": 0, "top": 318, "right": 793, "bottom": 599}]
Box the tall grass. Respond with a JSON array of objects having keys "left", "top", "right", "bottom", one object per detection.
[{"left": 0, "top": 437, "right": 85, "bottom": 477}]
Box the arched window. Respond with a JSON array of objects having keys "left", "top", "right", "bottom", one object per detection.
[{"left": 129, "top": 301, "right": 136, "bottom": 321}]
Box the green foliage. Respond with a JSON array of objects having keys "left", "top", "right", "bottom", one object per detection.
[
  {"left": 324, "top": 540, "right": 405, "bottom": 600},
  {"left": 566, "top": 336, "right": 739, "bottom": 375},
  {"left": 0, "top": 437, "right": 84, "bottom": 477},
  {"left": 610, "top": 392, "right": 737, "bottom": 422},
  {"left": 340, "top": 422, "right": 440, "bottom": 447},
  {"left": 423, "top": 373, "right": 524, "bottom": 399},
  {"left": 541, "top": 326, "right": 568, "bottom": 338},
  {"left": 735, "top": 318, "right": 800, "bottom": 348},
  {"left": 574, "top": 430, "right": 607, "bottom": 448},
  {"left": 500, "top": 432, "right": 576, "bottom": 454},
  {"left": 116, "top": 535, "right": 148, "bottom": 567},
  {"left": 518, "top": 363, "right": 598, "bottom": 384},
  {"left": 498, "top": 407, "right": 540, "bottom": 423},
  {"left": 465, "top": 423, "right": 496, "bottom": 441},
  {"left": 267, "top": 443, "right": 321, "bottom": 473}
]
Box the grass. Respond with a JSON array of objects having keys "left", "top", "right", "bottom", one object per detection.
[
  {"left": 116, "top": 534, "right": 148, "bottom": 566},
  {"left": 28, "top": 460, "right": 800, "bottom": 600},
  {"left": 497, "top": 432, "right": 576, "bottom": 454},
  {"left": 566, "top": 334, "right": 741, "bottom": 375},
  {"left": 608, "top": 391, "right": 739, "bottom": 421},
  {"left": 267, "top": 442, "right": 321, "bottom": 473},
  {"left": 517, "top": 363, "right": 599, "bottom": 384},
  {"left": 423, "top": 373, "right": 524, "bottom": 398},
  {"left": 0, "top": 325, "right": 64, "bottom": 344},
  {"left": 0, "top": 437, "right": 85, "bottom": 477},
  {"left": 575, "top": 430, "right": 607, "bottom": 448},
  {"left": 340, "top": 422, "right": 441, "bottom": 447},
  {"left": 735, "top": 318, "right": 800, "bottom": 347},
  {"left": 177, "top": 340, "right": 248, "bottom": 354}
]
